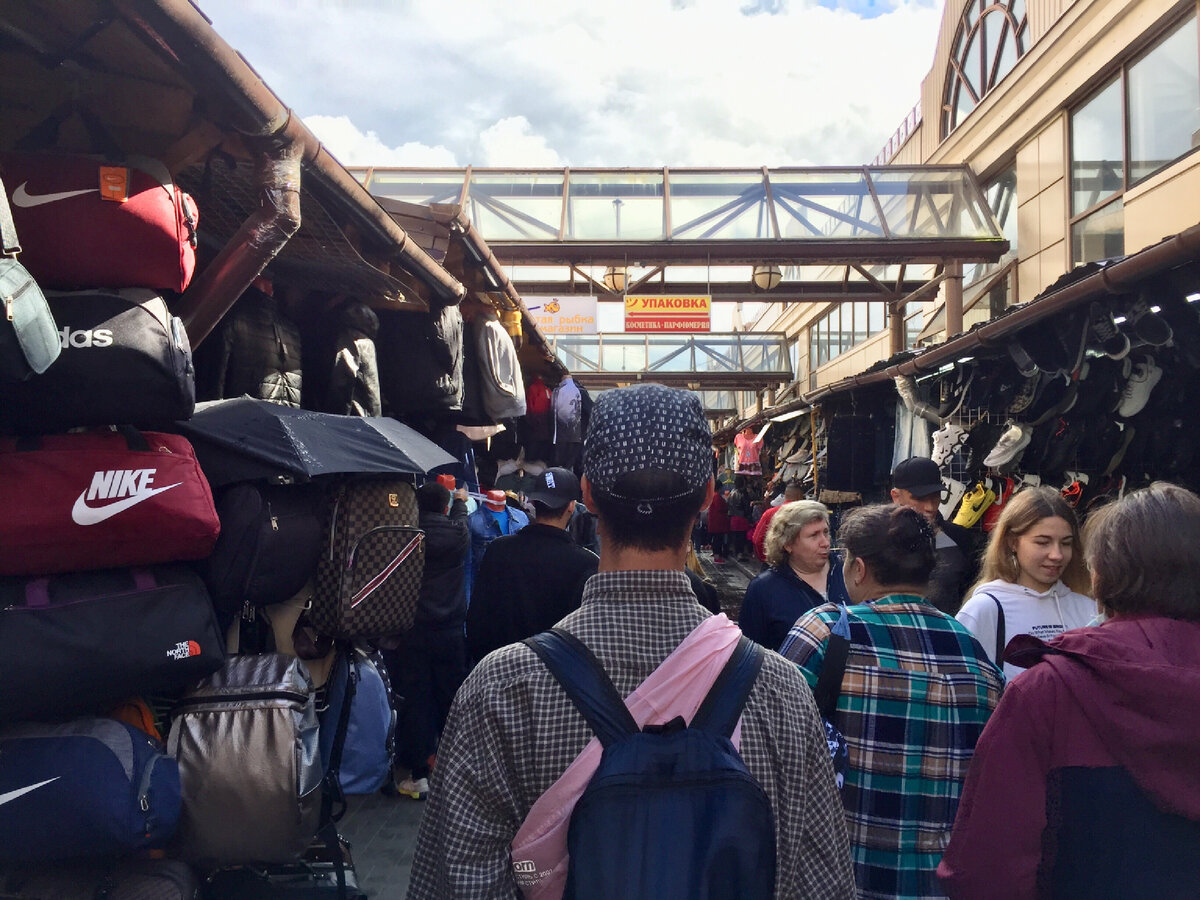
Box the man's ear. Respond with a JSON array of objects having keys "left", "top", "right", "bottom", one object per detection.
[
  {"left": 889, "top": 488, "right": 902, "bottom": 503},
  {"left": 581, "top": 476, "right": 595, "bottom": 511}
]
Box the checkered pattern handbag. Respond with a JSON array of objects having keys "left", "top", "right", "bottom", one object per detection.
[{"left": 311, "top": 479, "right": 424, "bottom": 639}]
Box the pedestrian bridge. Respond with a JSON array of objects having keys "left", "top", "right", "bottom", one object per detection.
[{"left": 548, "top": 330, "right": 792, "bottom": 398}]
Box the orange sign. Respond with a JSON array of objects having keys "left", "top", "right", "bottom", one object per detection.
[{"left": 623, "top": 295, "right": 711, "bottom": 332}]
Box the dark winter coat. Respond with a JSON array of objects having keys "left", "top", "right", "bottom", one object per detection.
[
  {"left": 465, "top": 523, "right": 598, "bottom": 663},
  {"left": 207, "top": 287, "right": 303, "bottom": 407},
  {"left": 415, "top": 498, "right": 470, "bottom": 628}
]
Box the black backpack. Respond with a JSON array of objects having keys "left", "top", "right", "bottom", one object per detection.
[{"left": 524, "top": 629, "right": 775, "bottom": 900}]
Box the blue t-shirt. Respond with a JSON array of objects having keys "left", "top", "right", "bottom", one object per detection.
[{"left": 490, "top": 507, "right": 509, "bottom": 533}]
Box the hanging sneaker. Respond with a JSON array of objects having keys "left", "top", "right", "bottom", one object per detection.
[
  {"left": 1117, "top": 356, "right": 1163, "bottom": 418},
  {"left": 939, "top": 476, "right": 968, "bottom": 522},
  {"left": 1061, "top": 480, "right": 1084, "bottom": 509},
  {"left": 983, "top": 422, "right": 1032, "bottom": 468},
  {"left": 930, "top": 421, "right": 968, "bottom": 467},
  {"left": 1008, "top": 372, "right": 1042, "bottom": 415},
  {"left": 953, "top": 481, "right": 997, "bottom": 528},
  {"left": 394, "top": 776, "right": 430, "bottom": 801},
  {"left": 1088, "top": 302, "right": 1131, "bottom": 359},
  {"left": 1125, "top": 295, "right": 1173, "bottom": 348},
  {"left": 981, "top": 476, "right": 1015, "bottom": 531}
]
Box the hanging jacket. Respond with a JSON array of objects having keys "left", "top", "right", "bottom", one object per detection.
[
  {"left": 206, "top": 287, "right": 302, "bottom": 407},
  {"left": 552, "top": 376, "right": 583, "bottom": 444},
  {"left": 327, "top": 301, "right": 382, "bottom": 417},
  {"left": 939, "top": 616, "right": 1200, "bottom": 899}
]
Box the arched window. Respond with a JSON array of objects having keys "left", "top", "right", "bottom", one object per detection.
[{"left": 942, "top": 0, "right": 1029, "bottom": 138}]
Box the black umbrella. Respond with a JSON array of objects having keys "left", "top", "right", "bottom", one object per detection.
[{"left": 177, "top": 396, "right": 457, "bottom": 487}]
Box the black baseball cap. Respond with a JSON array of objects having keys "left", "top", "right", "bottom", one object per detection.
[
  {"left": 526, "top": 467, "right": 581, "bottom": 510},
  {"left": 892, "top": 457, "right": 943, "bottom": 497}
]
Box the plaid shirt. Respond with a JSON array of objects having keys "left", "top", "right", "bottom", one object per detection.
[
  {"left": 408, "top": 570, "right": 855, "bottom": 899},
  {"left": 780, "top": 595, "right": 1003, "bottom": 900}
]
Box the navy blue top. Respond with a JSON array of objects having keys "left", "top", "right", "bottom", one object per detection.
[{"left": 739, "top": 551, "right": 850, "bottom": 652}]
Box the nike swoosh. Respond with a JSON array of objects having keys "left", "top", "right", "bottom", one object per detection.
[
  {"left": 71, "top": 482, "right": 182, "bottom": 526},
  {"left": 0, "top": 777, "right": 60, "bottom": 807},
  {"left": 12, "top": 182, "right": 98, "bottom": 208}
]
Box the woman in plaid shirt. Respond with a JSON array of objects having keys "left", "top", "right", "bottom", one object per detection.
[{"left": 781, "top": 505, "right": 1003, "bottom": 900}]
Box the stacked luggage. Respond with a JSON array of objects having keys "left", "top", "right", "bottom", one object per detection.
[{"left": 0, "top": 152, "right": 418, "bottom": 896}]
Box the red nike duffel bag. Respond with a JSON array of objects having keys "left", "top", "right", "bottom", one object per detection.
[
  {"left": 0, "top": 428, "right": 219, "bottom": 576},
  {"left": 0, "top": 152, "right": 198, "bottom": 293}
]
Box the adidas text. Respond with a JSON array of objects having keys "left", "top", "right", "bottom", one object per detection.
[{"left": 59, "top": 327, "right": 113, "bottom": 349}]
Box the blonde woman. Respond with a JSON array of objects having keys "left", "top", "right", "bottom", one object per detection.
[
  {"left": 956, "top": 486, "right": 1095, "bottom": 679},
  {"left": 738, "top": 500, "right": 850, "bottom": 650}
]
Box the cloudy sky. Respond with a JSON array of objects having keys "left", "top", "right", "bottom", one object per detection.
[{"left": 196, "top": 0, "right": 944, "bottom": 170}]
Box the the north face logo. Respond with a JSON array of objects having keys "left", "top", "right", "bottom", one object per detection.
[
  {"left": 70, "top": 469, "right": 182, "bottom": 527},
  {"left": 166, "top": 640, "right": 202, "bottom": 661}
]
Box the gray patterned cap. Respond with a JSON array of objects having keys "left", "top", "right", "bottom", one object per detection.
[{"left": 583, "top": 384, "right": 713, "bottom": 504}]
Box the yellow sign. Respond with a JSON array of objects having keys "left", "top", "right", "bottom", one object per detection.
[{"left": 623, "top": 295, "right": 711, "bottom": 332}]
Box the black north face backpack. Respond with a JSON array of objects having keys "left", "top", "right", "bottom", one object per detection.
[{"left": 524, "top": 629, "right": 775, "bottom": 900}]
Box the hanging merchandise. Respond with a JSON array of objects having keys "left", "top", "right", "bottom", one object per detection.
[
  {"left": 168, "top": 654, "right": 323, "bottom": 867},
  {"left": 553, "top": 375, "right": 583, "bottom": 469},
  {"left": 734, "top": 427, "right": 763, "bottom": 475},
  {"left": 376, "top": 302, "right": 464, "bottom": 416},
  {"left": 0, "top": 173, "right": 60, "bottom": 382},
  {"left": 475, "top": 310, "right": 527, "bottom": 421},
  {"left": 327, "top": 301, "right": 381, "bottom": 417},
  {"left": 0, "top": 428, "right": 220, "bottom": 577},
  {"left": 0, "top": 152, "right": 199, "bottom": 293},
  {"left": 524, "top": 375, "right": 554, "bottom": 462},
  {"left": 0, "top": 288, "right": 195, "bottom": 434},
  {"left": 199, "top": 285, "right": 302, "bottom": 408},
  {"left": 319, "top": 646, "right": 397, "bottom": 796}
]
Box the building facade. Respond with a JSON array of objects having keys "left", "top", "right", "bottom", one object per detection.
[{"left": 758, "top": 0, "right": 1200, "bottom": 402}]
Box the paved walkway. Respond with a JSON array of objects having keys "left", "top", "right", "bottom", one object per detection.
[{"left": 344, "top": 553, "right": 758, "bottom": 897}]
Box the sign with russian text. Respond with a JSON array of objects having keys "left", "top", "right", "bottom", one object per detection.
[
  {"left": 524, "top": 297, "right": 598, "bottom": 334},
  {"left": 623, "top": 295, "right": 711, "bottom": 332}
]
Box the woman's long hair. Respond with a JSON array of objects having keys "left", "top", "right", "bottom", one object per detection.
[{"left": 970, "top": 486, "right": 1090, "bottom": 595}]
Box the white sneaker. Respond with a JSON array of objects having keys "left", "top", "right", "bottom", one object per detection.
[
  {"left": 939, "top": 476, "right": 967, "bottom": 521},
  {"left": 1117, "top": 356, "right": 1163, "bottom": 417},
  {"left": 395, "top": 776, "right": 430, "bottom": 801},
  {"left": 983, "top": 422, "right": 1032, "bottom": 468},
  {"left": 930, "top": 421, "right": 967, "bottom": 467}
]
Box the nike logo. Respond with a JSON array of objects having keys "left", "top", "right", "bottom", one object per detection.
[
  {"left": 0, "top": 777, "right": 60, "bottom": 807},
  {"left": 12, "top": 183, "right": 98, "bottom": 208},
  {"left": 71, "top": 482, "right": 182, "bottom": 526}
]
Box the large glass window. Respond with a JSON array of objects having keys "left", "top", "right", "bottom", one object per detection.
[
  {"left": 1071, "top": 79, "right": 1124, "bottom": 216},
  {"left": 1069, "top": 13, "right": 1200, "bottom": 265},
  {"left": 942, "top": 0, "right": 1029, "bottom": 138},
  {"left": 807, "top": 301, "right": 889, "bottom": 369},
  {"left": 1127, "top": 13, "right": 1200, "bottom": 184}
]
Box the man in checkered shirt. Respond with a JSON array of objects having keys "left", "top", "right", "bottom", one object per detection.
[{"left": 407, "top": 383, "right": 854, "bottom": 899}]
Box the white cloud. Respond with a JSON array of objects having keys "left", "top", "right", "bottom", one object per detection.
[
  {"left": 478, "top": 117, "right": 564, "bottom": 167},
  {"left": 199, "top": 0, "right": 943, "bottom": 168},
  {"left": 304, "top": 115, "right": 457, "bottom": 167}
]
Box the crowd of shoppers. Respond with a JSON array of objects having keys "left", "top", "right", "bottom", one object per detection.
[{"left": 388, "top": 403, "right": 1198, "bottom": 900}]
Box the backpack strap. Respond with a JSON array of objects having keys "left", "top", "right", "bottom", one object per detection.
[
  {"left": 811, "top": 606, "right": 851, "bottom": 720},
  {"left": 690, "top": 635, "right": 764, "bottom": 738},
  {"left": 983, "top": 592, "right": 1006, "bottom": 666},
  {"left": 524, "top": 628, "right": 638, "bottom": 747}
]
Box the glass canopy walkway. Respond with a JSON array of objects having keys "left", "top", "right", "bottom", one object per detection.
[{"left": 547, "top": 331, "right": 793, "bottom": 392}]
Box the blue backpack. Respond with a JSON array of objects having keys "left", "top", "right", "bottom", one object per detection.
[
  {"left": 319, "top": 646, "right": 396, "bottom": 795},
  {"left": 524, "top": 629, "right": 775, "bottom": 900}
]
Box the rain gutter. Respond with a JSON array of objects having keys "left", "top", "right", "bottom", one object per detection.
[
  {"left": 714, "top": 221, "right": 1200, "bottom": 444},
  {"left": 447, "top": 211, "right": 565, "bottom": 375},
  {"left": 115, "top": 0, "right": 464, "bottom": 345}
]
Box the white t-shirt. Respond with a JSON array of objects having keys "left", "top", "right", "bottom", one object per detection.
[{"left": 956, "top": 579, "right": 1097, "bottom": 680}]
